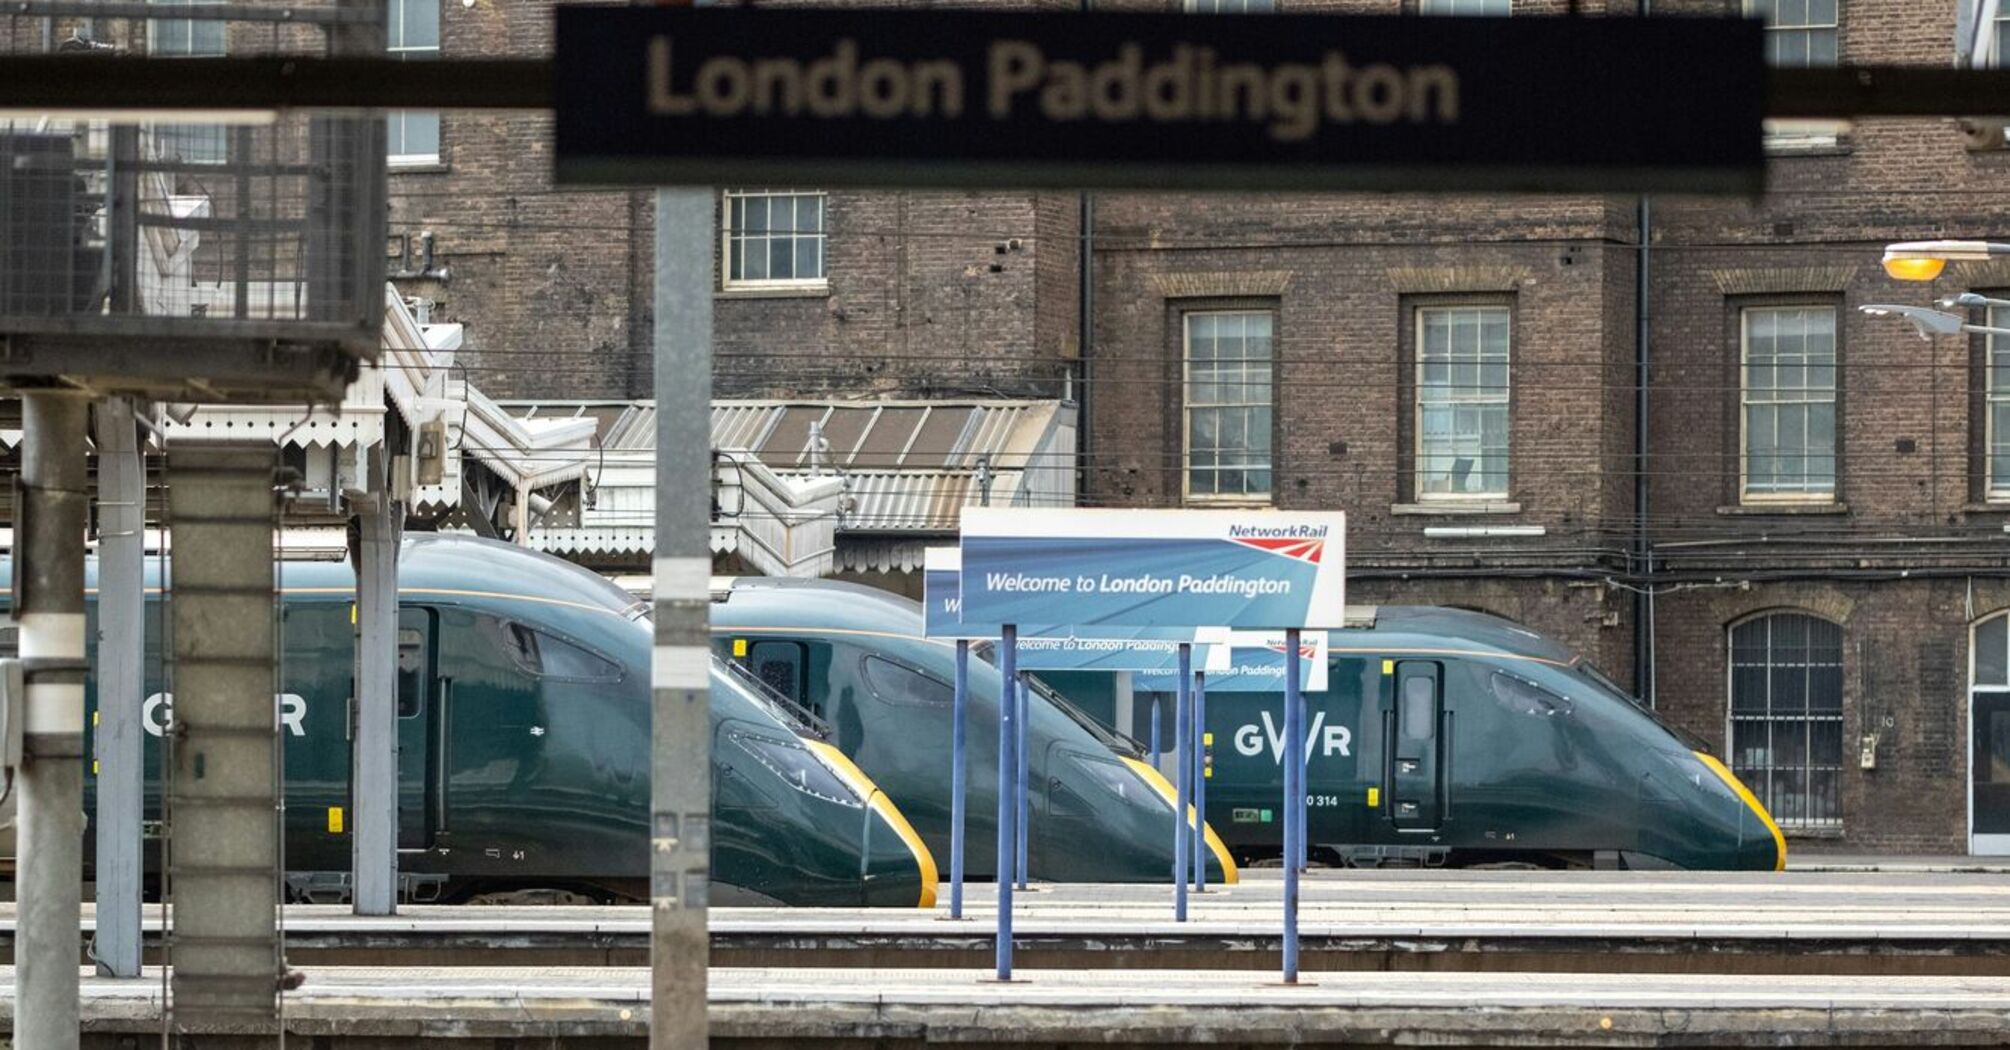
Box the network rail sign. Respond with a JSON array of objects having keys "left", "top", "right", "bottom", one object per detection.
[
  {"left": 959, "top": 509, "right": 1347, "bottom": 630},
  {"left": 552, "top": 9, "right": 1764, "bottom": 194}
]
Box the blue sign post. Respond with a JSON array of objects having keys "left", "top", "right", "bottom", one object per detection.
[
  {"left": 923, "top": 547, "right": 988, "bottom": 920},
  {"left": 962, "top": 508, "right": 1346, "bottom": 985},
  {"left": 1192, "top": 670, "right": 1206, "bottom": 893}
]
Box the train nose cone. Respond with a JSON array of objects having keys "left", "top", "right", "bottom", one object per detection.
[{"left": 860, "top": 804, "right": 936, "bottom": 907}]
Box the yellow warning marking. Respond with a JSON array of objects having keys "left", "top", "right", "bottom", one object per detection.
[
  {"left": 327, "top": 806, "right": 345, "bottom": 834},
  {"left": 1122, "top": 757, "right": 1239, "bottom": 885},
  {"left": 1202, "top": 731, "right": 1212, "bottom": 746},
  {"left": 350, "top": 603, "right": 358, "bottom": 625},
  {"left": 92, "top": 761, "right": 99, "bottom": 775},
  {"left": 732, "top": 638, "right": 748, "bottom": 657},
  {"left": 1381, "top": 659, "right": 1394, "bottom": 675},
  {"left": 1694, "top": 751, "right": 1787, "bottom": 872},
  {"left": 806, "top": 740, "right": 938, "bottom": 907},
  {"left": 92, "top": 711, "right": 99, "bottom": 726},
  {"left": 1367, "top": 787, "right": 1380, "bottom": 808}
]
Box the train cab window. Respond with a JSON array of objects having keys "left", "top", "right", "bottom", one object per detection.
[
  {"left": 862, "top": 655, "right": 953, "bottom": 707},
  {"left": 502, "top": 621, "right": 621, "bottom": 683},
  {"left": 749, "top": 641, "right": 808, "bottom": 705},
  {"left": 1489, "top": 671, "right": 1571, "bottom": 718},
  {"left": 396, "top": 627, "right": 424, "bottom": 717},
  {"left": 728, "top": 730, "right": 860, "bottom": 807}
]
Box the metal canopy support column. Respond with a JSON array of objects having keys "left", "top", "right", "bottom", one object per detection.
[
  {"left": 652, "top": 184, "right": 714, "bottom": 1049},
  {"left": 350, "top": 455, "right": 401, "bottom": 916},
  {"left": 14, "top": 393, "right": 90, "bottom": 1050},
  {"left": 1282, "top": 628, "right": 1303, "bottom": 984},
  {"left": 950, "top": 638, "right": 968, "bottom": 918},
  {"left": 1172, "top": 642, "right": 1190, "bottom": 922},
  {"left": 166, "top": 447, "right": 281, "bottom": 1026},
  {"left": 1015, "top": 673, "right": 1029, "bottom": 889},
  {"left": 92, "top": 398, "right": 145, "bottom": 979},
  {"left": 1192, "top": 670, "right": 1206, "bottom": 893},
  {"left": 995, "top": 623, "right": 1018, "bottom": 980}
]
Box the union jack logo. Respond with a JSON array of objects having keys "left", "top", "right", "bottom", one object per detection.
[{"left": 1232, "top": 537, "right": 1324, "bottom": 564}]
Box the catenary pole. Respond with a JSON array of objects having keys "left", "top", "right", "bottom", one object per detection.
[
  {"left": 950, "top": 637, "right": 968, "bottom": 918},
  {"left": 1192, "top": 669, "right": 1206, "bottom": 892},
  {"left": 14, "top": 393, "right": 89, "bottom": 1050},
  {"left": 1173, "top": 641, "right": 1190, "bottom": 922},
  {"left": 1282, "top": 627, "right": 1303, "bottom": 983},
  {"left": 995, "top": 623, "right": 1018, "bottom": 979},
  {"left": 652, "top": 184, "right": 714, "bottom": 1048},
  {"left": 1015, "top": 672, "right": 1029, "bottom": 889},
  {"left": 92, "top": 398, "right": 144, "bottom": 978}
]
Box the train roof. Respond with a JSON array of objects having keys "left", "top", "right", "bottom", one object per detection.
[
  {"left": 711, "top": 577, "right": 1580, "bottom": 666},
  {"left": 47, "top": 532, "right": 648, "bottom": 622}
]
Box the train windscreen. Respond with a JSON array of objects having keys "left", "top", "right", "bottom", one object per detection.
[
  {"left": 970, "top": 642, "right": 1146, "bottom": 758},
  {"left": 1573, "top": 662, "right": 1715, "bottom": 755}
]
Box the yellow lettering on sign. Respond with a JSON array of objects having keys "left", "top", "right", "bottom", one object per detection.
[
  {"left": 1367, "top": 787, "right": 1380, "bottom": 808},
  {"left": 328, "top": 806, "right": 345, "bottom": 834},
  {"left": 733, "top": 638, "right": 748, "bottom": 657}
]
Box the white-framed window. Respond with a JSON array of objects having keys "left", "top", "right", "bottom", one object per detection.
[
  {"left": 1183, "top": 310, "right": 1273, "bottom": 503},
  {"left": 1185, "top": 0, "right": 1276, "bottom": 11},
  {"left": 1983, "top": 305, "right": 2010, "bottom": 502},
  {"left": 1751, "top": 0, "right": 1843, "bottom": 149},
  {"left": 1750, "top": 0, "right": 1838, "bottom": 65},
  {"left": 723, "top": 190, "right": 827, "bottom": 289},
  {"left": 388, "top": 0, "right": 442, "bottom": 166},
  {"left": 1728, "top": 612, "right": 1844, "bottom": 829},
  {"left": 1415, "top": 305, "right": 1510, "bottom": 500},
  {"left": 147, "top": 0, "right": 227, "bottom": 165},
  {"left": 1420, "top": 0, "right": 1509, "bottom": 14},
  {"left": 1740, "top": 306, "right": 1837, "bottom": 502}
]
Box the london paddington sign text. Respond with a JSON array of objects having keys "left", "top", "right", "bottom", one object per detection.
[{"left": 556, "top": 10, "right": 1764, "bottom": 194}]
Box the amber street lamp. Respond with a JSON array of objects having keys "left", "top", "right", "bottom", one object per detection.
[{"left": 1881, "top": 240, "right": 2010, "bottom": 282}]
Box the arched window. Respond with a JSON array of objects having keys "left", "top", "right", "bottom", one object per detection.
[{"left": 1728, "top": 612, "right": 1844, "bottom": 828}]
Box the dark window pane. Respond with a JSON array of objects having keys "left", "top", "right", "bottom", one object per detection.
[{"left": 863, "top": 655, "right": 953, "bottom": 707}]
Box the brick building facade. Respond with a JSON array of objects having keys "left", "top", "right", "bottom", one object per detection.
[{"left": 16, "top": 0, "right": 2001, "bottom": 854}]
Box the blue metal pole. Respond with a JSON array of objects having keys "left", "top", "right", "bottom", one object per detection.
[
  {"left": 1173, "top": 642, "right": 1190, "bottom": 922},
  {"left": 1282, "top": 628, "right": 1302, "bottom": 983},
  {"left": 1015, "top": 673, "right": 1030, "bottom": 889},
  {"left": 1297, "top": 688, "right": 1310, "bottom": 872},
  {"left": 1193, "top": 670, "right": 1207, "bottom": 893},
  {"left": 951, "top": 638, "right": 968, "bottom": 918},
  {"left": 1148, "top": 696, "right": 1161, "bottom": 762},
  {"left": 996, "top": 625, "right": 1017, "bottom": 980}
]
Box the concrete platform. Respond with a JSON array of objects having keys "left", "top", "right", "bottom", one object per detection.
[
  {"left": 15, "top": 869, "right": 2010, "bottom": 974},
  {"left": 18, "top": 964, "right": 2010, "bottom": 1046}
]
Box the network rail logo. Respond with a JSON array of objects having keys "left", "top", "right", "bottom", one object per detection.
[{"left": 1227, "top": 522, "right": 1328, "bottom": 565}]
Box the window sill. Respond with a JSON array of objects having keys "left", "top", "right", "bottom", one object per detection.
[
  {"left": 718, "top": 284, "right": 831, "bottom": 300},
  {"left": 1965, "top": 502, "right": 2010, "bottom": 514},
  {"left": 388, "top": 161, "right": 450, "bottom": 175},
  {"left": 1184, "top": 498, "right": 1274, "bottom": 509},
  {"left": 1391, "top": 501, "right": 1521, "bottom": 516},
  {"left": 1781, "top": 826, "right": 1847, "bottom": 841},
  {"left": 1763, "top": 143, "right": 1852, "bottom": 159},
  {"left": 1717, "top": 502, "right": 1849, "bottom": 516}
]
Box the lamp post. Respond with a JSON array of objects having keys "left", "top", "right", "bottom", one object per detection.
[
  {"left": 1858, "top": 303, "right": 2010, "bottom": 339},
  {"left": 1880, "top": 240, "right": 2010, "bottom": 282}
]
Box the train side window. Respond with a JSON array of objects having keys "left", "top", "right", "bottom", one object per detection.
[
  {"left": 396, "top": 627, "right": 424, "bottom": 717},
  {"left": 535, "top": 632, "right": 622, "bottom": 682},
  {"left": 862, "top": 655, "right": 953, "bottom": 707},
  {"left": 748, "top": 641, "right": 807, "bottom": 705},
  {"left": 503, "top": 622, "right": 542, "bottom": 675},
  {"left": 1489, "top": 671, "right": 1571, "bottom": 718},
  {"left": 1401, "top": 676, "right": 1436, "bottom": 738}
]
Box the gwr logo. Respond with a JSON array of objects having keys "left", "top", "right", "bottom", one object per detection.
[
  {"left": 143, "top": 693, "right": 308, "bottom": 738},
  {"left": 1232, "top": 709, "right": 1350, "bottom": 764}
]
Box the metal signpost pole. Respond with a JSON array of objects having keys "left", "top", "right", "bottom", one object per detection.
[
  {"left": 1015, "top": 673, "right": 1029, "bottom": 889},
  {"left": 93, "top": 398, "right": 144, "bottom": 978},
  {"left": 995, "top": 623, "right": 1018, "bottom": 979},
  {"left": 1173, "top": 642, "right": 1190, "bottom": 922},
  {"left": 951, "top": 637, "right": 968, "bottom": 918},
  {"left": 1282, "top": 628, "right": 1304, "bottom": 983},
  {"left": 1148, "top": 697, "right": 1160, "bottom": 766},
  {"left": 1193, "top": 669, "right": 1206, "bottom": 893},
  {"left": 14, "top": 393, "right": 89, "bottom": 1050},
  {"left": 652, "top": 185, "right": 714, "bottom": 1048},
  {"left": 1297, "top": 687, "right": 1310, "bottom": 873}
]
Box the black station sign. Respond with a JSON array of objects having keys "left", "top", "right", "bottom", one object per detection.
[{"left": 553, "top": 9, "right": 1764, "bottom": 194}]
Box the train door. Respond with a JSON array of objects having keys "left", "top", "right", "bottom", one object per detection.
[
  {"left": 744, "top": 639, "right": 812, "bottom": 715},
  {"left": 396, "top": 608, "right": 439, "bottom": 851},
  {"left": 1386, "top": 661, "right": 1445, "bottom": 832}
]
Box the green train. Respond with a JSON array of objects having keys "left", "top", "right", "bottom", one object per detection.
[
  {"left": 714, "top": 585, "right": 1782, "bottom": 873},
  {"left": 6, "top": 535, "right": 937, "bottom": 907},
  {"left": 711, "top": 577, "right": 1239, "bottom": 885},
  {"left": 1110, "top": 606, "right": 1785, "bottom": 871}
]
